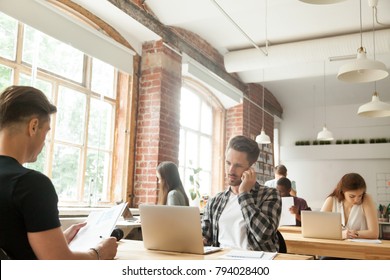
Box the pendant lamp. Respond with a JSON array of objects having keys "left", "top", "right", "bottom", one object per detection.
[
  {"left": 317, "top": 62, "right": 334, "bottom": 141},
  {"left": 256, "top": 129, "right": 271, "bottom": 144},
  {"left": 337, "top": 0, "right": 388, "bottom": 83},
  {"left": 358, "top": 91, "right": 390, "bottom": 117},
  {"left": 317, "top": 126, "right": 334, "bottom": 140},
  {"left": 256, "top": 72, "right": 271, "bottom": 144},
  {"left": 356, "top": 1, "right": 390, "bottom": 118}
]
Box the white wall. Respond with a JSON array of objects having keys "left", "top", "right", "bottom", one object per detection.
[{"left": 278, "top": 101, "right": 390, "bottom": 210}]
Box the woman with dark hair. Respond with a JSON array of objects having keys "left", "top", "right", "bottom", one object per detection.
[
  {"left": 321, "top": 173, "right": 378, "bottom": 239},
  {"left": 156, "top": 161, "right": 189, "bottom": 206}
]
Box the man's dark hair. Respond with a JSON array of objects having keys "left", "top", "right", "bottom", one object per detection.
[
  {"left": 0, "top": 85, "right": 57, "bottom": 129},
  {"left": 277, "top": 177, "right": 291, "bottom": 191},
  {"left": 227, "top": 135, "right": 260, "bottom": 165},
  {"left": 274, "top": 165, "right": 287, "bottom": 176}
]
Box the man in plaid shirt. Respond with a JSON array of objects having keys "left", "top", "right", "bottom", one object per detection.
[{"left": 202, "top": 135, "right": 281, "bottom": 252}]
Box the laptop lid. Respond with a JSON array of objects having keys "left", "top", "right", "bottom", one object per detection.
[
  {"left": 139, "top": 205, "right": 207, "bottom": 255},
  {"left": 301, "top": 211, "right": 342, "bottom": 240}
]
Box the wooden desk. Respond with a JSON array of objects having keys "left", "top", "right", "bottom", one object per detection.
[
  {"left": 281, "top": 232, "right": 390, "bottom": 260},
  {"left": 278, "top": 226, "right": 302, "bottom": 234},
  {"left": 116, "top": 239, "right": 314, "bottom": 260}
]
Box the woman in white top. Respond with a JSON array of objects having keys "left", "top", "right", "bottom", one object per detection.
[
  {"left": 321, "top": 173, "right": 379, "bottom": 239},
  {"left": 156, "top": 161, "right": 189, "bottom": 206}
]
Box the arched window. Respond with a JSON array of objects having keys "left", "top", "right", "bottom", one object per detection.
[{"left": 178, "top": 78, "right": 225, "bottom": 203}]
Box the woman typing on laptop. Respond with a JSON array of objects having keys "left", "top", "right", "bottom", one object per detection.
[{"left": 321, "top": 173, "right": 379, "bottom": 240}]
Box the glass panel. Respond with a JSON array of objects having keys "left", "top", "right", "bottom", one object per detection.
[
  {"left": 0, "top": 65, "right": 13, "bottom": 92},
  {"left": 200, "top": 101, "right": 212, "bottom": 135},
  {"left": 88, "top": 98, "right": 113, "bottom": 149},
  {"left": 180, "top": 87, "right": 200, "bottom": 129},
  {"left": 22, "top": 26, "right": 84, "bottom": 83},
  {"left": 19, "top": 73, "right": 53, "bottom": 101},
  {"left": 91, "top": 58, "right": 115, "bottom": 98},
  {"left": 24, "top": 145, "right": 47, "bottom": 173},
  {"left": 178, "top": 128, "right": 185, "bottom": 167},
  {"left": 55, "top": 86, "right": 86, "bottom": 144},
  {"left": 52, "top": 144, "right": 81, "bottom": 201},
  {"left": 199, "top": 136, "right": 212, "bottom": 172},
  {"left": 199, "top": 170, "right": 211, "bottom": 196},
  {"left": 84, "top": 149, "right": 111, "bottom": 203},
  {"left": 0, "top": 12, "right": 18, "bottom": 60},
  {"left": 185, "top": 130, "right": 199, "bottom": 168}
]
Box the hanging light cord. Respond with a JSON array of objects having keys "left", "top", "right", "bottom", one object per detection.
[
  {"left": 323, "top": 61, "right": 326, "bottom": 126},
  {"left": 359, "top": 0, "right": 363, "bottom": 49},
  {"left": 372, "top": 1, "right": 377, "bottom": 93},
  {"left": 262, "top": 70, "right": 265, "bottom": 130},
  {"left": 372, "top": 3, "right": 376, "bottom": 60}
]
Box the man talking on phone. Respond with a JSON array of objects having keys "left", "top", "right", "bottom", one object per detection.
[{"left": 202, "top": 135, "right": 281, "bottom": 252}]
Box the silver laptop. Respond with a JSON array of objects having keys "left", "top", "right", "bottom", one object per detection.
[
  {"left": 139, "top": 204, "right": 222, "bottom": 255},
  {"left": 301, "top": 211, "right": 342, "bottom": 240}
]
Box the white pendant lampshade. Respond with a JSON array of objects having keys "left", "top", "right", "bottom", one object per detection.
[
  {"left": 357, "top": 92, "right": 390, "bottom": 117},
  {"left": 299, "top": 0, "right": 346, "bottom": 4},
  {"left": 256, "top": 128, "right": 271, "bottom": 144},
  {"left": 317, "top": 125, "right": 334, "bottom": 141},
  {"left": 337, "top": 47, "right": 389, "bottom": 83}
]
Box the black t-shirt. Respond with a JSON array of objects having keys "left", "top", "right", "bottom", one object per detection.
[{"left": 0, "top": 156, "right": 61, "bottom": 259}]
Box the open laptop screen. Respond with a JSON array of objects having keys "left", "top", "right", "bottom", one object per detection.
[{"left": 301, "top": 211, "right": 342, "bottom": 240}]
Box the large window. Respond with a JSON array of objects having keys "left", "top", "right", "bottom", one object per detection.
[
  {"left": 0, "top": 12, "right": 129, "bottom": 206},
  {"left": 178, "top": 81, "right": 225, "bottom": 199}
]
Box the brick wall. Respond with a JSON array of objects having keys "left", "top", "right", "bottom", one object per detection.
[
  {"left": 133, "top": 40, "right": 182, "bottom": 206},
  {"left": 130, "top": 10, "right": 282, "bottom": 205}
]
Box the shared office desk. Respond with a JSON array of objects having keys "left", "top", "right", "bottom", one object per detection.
[
  {"left": 116, "top": 240, "right": 314, "bottom": 260},
  {"left": 279, "top": 226, "right": 390, "bottom": 260}
]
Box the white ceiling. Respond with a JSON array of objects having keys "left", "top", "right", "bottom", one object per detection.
[{"left": 72, "top": 0, "right": 390, "bottom": 112}]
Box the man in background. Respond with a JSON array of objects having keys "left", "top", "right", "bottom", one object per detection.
[
  {"left": 265, "top": 164, "right": 297, "bottom": 196},
  {"left": 276, "top": 177, "right": 311, "bottom": 226}
]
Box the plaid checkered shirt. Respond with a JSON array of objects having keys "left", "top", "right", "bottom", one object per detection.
[{"left": 202, "top": 182, "right": 281, "bottom": 252}]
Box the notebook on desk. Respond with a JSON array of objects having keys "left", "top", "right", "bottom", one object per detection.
[
  {"left": 301, "top": 211, "right": 342, "bottom": 240},
  {"left": 139, "top": 204, "right": 222, "bottom": 255}
]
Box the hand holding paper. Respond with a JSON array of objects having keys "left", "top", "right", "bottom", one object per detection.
[
  {"left": 279, "top": 197, "right": 296, "bottom": 226},
  {"left": 68, "top": 202, "right": 127, "bottom": 251}
]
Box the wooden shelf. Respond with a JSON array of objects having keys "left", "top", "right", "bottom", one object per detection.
[{"left": 281, "top": 143, "right": 390, "bottom": 161}]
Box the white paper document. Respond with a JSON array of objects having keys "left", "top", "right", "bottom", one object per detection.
[
  {"left": 68, "top": 202, "right": 127, "bottom": 251},
  {"left": 278, "top": 197, "right": 296, "bottom": 226},
  {"left": 346, "top": 238, "right": 382, "bottom": 244},
  {"left": 220, "top": 250, "right": 277, "bottom": 260}
]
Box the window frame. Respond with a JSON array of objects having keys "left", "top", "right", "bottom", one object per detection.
[
  {"left": 179, "top": 77, "right": 226, "bottom": 197},
  {"left": 0, "top": 13, "right": 133, "bottom": 206}
]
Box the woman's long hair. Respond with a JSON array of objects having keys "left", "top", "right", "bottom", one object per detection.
[
  {"left": 157, "top": 161, "right": 189, "bottom": 206},
  {"left": 328, "top": 173, "right": 367, "bottom": 202}
]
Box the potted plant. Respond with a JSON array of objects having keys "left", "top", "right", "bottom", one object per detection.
[{"left": 188, "top": 161, "right": 202, "bottom": 204}]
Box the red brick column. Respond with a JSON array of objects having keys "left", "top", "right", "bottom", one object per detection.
[{"left": 133, "top": 40, "right": 182, "bottom": 206}]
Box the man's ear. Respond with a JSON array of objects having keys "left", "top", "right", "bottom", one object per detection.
[{"left": 28, "top": 118, "right": 39, "bottom": 136}]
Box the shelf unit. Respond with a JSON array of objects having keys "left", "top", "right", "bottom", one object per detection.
[
  {"left": 255, "top": 143, "right": 274, "bottom": 185},
  {"left": 281, "top": 143, "right": 390, "bottom": 161}
]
